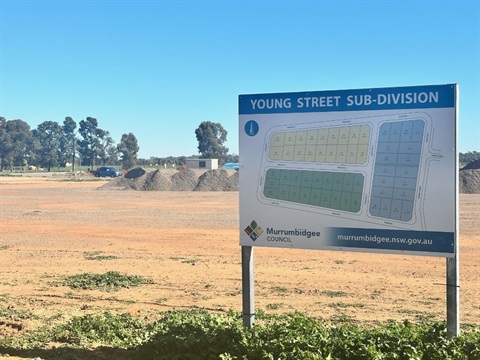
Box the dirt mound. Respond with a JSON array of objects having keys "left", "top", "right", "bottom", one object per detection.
[
  {"left": 462, "top": 159, "right": 480, "bottom": 170},
  {"left": 125, "top": 167, "right": 146, "bottom": 179},
  {"left": 142, "top": 170, "right": 172, "bottom": 191},
  {"left": 171, "top": 169, "right": 198, "bottom": 191},
  {"left": 99, "top": 167, "right": 239, "bottom": 192},
  {"left": 99, "top": 174, "right": 142, "bottom": 191},
  {"left": 459, "top": 169, "right": 480, "bottom": 194},
  {"left": 99, "top": 167, "right": 145, "bottom": 190},
  {"left": 194, "top": 169, "right": 231, "bottom": 191},
  {"left": 225, "top": 171, "right": 239, "bottom": 191}
]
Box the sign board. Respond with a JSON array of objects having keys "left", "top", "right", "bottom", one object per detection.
[{"left": 239, "top": 84, "right": 458, "bottom": 257}]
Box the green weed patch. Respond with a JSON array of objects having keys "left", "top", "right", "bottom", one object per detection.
[
  {"left": 137, "top": 311, "right": 480, "bottom": 360},
  {"left": 0, "top": 310, "right": 479, "bottom": 359},
  {"left": 62, "top": 271, "right": 153, "bottom": 292},
  {"left": 83, "top": 251, "right": 119, "bottom": 261}
]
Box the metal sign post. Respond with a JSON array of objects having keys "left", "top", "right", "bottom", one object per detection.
[
  {"left": 241, "top": 245, "right": 255, "bottom": 328},
  {"left": 446, "top": 254, "right": 460, "bottom": 337},
  {"left": 447, "top": 104, "right": 460, "bottom": 338}
]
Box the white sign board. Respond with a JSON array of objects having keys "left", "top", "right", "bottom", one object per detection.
[{"left": 239, "top": 84, "right": 457, "bottom": 257}]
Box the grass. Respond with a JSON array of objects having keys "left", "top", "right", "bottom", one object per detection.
[
  {"left": 371, "top": 289, "right": 383, "bottom": 299},
  {"left": 0, "top": 305, "right": 39, "bottom": 320},
  {"left": 271, "top": 286, "right": 289, "bottom": 295},
  {"left": 328, "top": 302, "right": 365, "bottom": 309},
  {"left": 181, "top": 258, "right": 199, "bottom": 265},
  {"left": 266, "top": 303, "right": 284, "bottom": 310},
  {"left": 319, "top": 290, "right": 348, "bottom": 298},
  {"left": 62, "top": 271, "right": 154, "bottom": 292},
  {"left": 83, "top": 251, "right": 119, "bottom": 261},
  {"left": 225, "top": 290, "right": 242, "bottom": 297},
  {"left": 396, "top": 308, "right": 438, "bottom": 321},
  {"left": 397, "top": 308, "right": 426, "bottom": 315},
  {"left": 168, "top": 256, "right": 201, "bottom": 265}
]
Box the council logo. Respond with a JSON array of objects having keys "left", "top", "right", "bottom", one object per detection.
[{"left": 244, "top": 220, "right": 264, "bottom": 241}]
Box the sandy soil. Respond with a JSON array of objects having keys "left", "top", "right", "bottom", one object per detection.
[{"left": 0, "top": 174, "right": 479, "bottom": 343}]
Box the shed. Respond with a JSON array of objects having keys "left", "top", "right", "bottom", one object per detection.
[{"left": 185, "top": 158, "right": 218, "bottom": 170}]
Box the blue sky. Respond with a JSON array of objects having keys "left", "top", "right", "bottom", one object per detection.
[{"left": 0, "top": 0, "right": 479, "bottom": 158}]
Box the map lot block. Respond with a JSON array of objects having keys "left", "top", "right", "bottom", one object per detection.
[
  {"left": 369, "top": 119, "right": 425, "bottom": 222},
  {"left": 268, "top": 124, "right": 371, "bottom": 165},
  {"left": 263, "top": 168, "right": 364, "bottom": 213}
]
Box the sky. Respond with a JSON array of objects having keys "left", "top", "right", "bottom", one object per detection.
[{"left": 0, "top": 0, "right": 479, "bottom": 159}]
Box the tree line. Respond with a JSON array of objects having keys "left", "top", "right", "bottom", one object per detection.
[
  {"left": 14, "top": 117, "right": 477, "bottom": 171},
  {"left": 140, "top": 121, "right": 238, "bottom": 168},
  {"left": 0, "top": 117, "right": 138, "bottom": 171},
  {"left": 0, "top": 117, "right": 237, "bottom": 172},
  {"left": 459, "top": 151, "right": 480, "bottom": 165}
]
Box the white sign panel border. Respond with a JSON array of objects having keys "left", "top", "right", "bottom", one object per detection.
[{"left": 239, "top": 84, "right": 458, "bottom": 258}]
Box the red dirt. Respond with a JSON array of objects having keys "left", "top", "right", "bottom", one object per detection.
[{"left": 0, "top": 175, "right": 479, "bottom": 343}]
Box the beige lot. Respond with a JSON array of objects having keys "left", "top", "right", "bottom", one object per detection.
[{"left": 0, "top": 175, "right": 479, "bottom": 339}]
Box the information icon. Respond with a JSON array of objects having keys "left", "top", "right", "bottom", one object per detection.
[{"left": 245, "top": 120, "right": 259, "bottom": 136}]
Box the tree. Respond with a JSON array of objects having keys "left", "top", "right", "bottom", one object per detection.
[
  {"left": 77, "top": 117, "right": 104, "bottom": 170},
  {"left": 60, "top": 117, "right": 77, "bottom": 171},
  {"left": 32, "top": 121, "right": 63, "bottom": 171},
  {"left": 195, "top": 121, "right": 229, "bottom": 162},
  {"left": 97, "top": 130, "right": 118, "bottom": 166},
  {"left": 105, "top": 138, "right": 120, "bottom": 166},
  {"left": 25, "top": 132, "right": 40, "bottom": 169},
  {"left": 0, "top": 117, "right": 7, "bottom": 170},
  {"left": 117, "top": 132, "right": 139, "bottom": 170},
  {"left": 0, "top": 118, "right": 31, "bottom": 170},
  {"left": 460, "top": 151, "right": 480, "bottom": 165},
  {"left": 222, "top": 153, "right": 239, "bottom": 164}
]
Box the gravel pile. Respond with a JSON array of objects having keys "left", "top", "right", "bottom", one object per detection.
[
  {"left": 104, "top": 171, "right": 146, "bottom": 190},
  {"left": 459, "top": 159, "right": 480, "bottom": 194},
  {"left": 194, "top": 169, "right": 231, "bottom": 191},
  {"left": 459, "top": 169, "right": 480, "bottom": 194},
  {"left": 142, "top": 170, "right": 172, "bottom": 191},
  {"left": 225, "top": 171, "right": 239, "bottom": 191},
  {"left": 125, "top": 167, "right": 146, "bottom": 179},
  {"left": 100, "top": 167, "right": 239, "bottom": 191},
  {"left": 461, "top": 159, "right": 480, "bottom": 171},
  {"left": 171, "top": 169, "right": 198, "bottom": 191}
]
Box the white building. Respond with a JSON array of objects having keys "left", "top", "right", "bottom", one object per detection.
[{"left": 185, "top": 158, "right": 218, "bottom": 170}]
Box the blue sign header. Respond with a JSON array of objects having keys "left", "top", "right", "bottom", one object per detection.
[{"left": 239, "top": 84, "right": 456, "bottom": 114}]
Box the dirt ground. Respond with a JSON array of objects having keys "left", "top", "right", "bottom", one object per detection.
[{"left": 0, "top": 174, "right": 479, "bottom": 343}]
